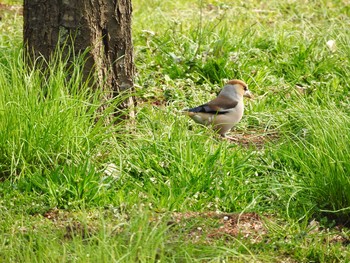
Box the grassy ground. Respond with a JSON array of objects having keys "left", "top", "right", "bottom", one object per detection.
[{"left": 1, "top": 0, "right": 350, "bottom": 262}]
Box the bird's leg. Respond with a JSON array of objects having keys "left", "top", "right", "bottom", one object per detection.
[{"left": 220, "top": 134, "right": 238, "bottom": 141}]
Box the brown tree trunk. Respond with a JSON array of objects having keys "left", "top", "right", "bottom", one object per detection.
[{"left": 23, "top": 0, "right": 134, "bottom": 111}]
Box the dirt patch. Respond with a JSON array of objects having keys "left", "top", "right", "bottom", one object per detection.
[
  {"left": 227, "top": 130, "right": 279, "bottom": 148},
  {"left": 169, "top": 211, "right": 267, "bottom": 243},
  {"left": 43, "top": 208, "right": 61, "bottom": 221},
  {"left": 307, "top": 219, "right": 350, "bottom": 245},
  {"left": 43, "top": 208, "right": 99, "bottom": 240},
  {"left": 168, "top": 211, "right": 350, "bottom": 246},
  {"left": 41, "top": 209, "right": 350, "bottom": 247},
  {"left": 42, "top": 209, "right": 267, "bottom": 242}
]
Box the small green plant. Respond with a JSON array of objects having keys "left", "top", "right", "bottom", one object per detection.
[
  {"left": 28, "top": 161, "right": 105, "bottom": 208},
  {"left": 0, "top": 41, "right": 128, "bottom": 208},
  {"left": 0, "top": 46, "right": 121, "bottom": 178},
  {"left": 274, "top": 102, "right": 350, "bottom": 223}
]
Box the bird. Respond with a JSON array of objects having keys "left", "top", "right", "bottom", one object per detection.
[{"left": 184, "top": 79, "right": 252, "bottom": 138}]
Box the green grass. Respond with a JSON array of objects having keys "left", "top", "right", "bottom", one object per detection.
[{"left": 1, "top": 0, "right": 350, "bottom": 262}]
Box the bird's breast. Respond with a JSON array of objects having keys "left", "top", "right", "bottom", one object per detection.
[
  {"left": 211, "top": 103, "right": 244, "bottom": 135},
  {"left": 217, "top": 103, "right": 244, "bottom": 124}
]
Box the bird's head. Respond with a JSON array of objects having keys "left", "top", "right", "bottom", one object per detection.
[{"left": 220, "top": 79, "right": 253, "bottom": 99}]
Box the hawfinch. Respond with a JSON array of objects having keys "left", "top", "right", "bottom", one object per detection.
[{"left": 184, "top": 79, "right": 252, "bottom": 137}]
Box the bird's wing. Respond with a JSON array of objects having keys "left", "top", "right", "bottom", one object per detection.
[{"left": 187, "top": 96, "right": 238, "bottom": 114}]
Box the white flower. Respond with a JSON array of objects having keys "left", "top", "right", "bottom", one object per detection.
[{"left": 326, "top": 40, "right": 336, "bottom": 52}]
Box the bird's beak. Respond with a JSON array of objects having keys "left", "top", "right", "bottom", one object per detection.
[{"left": 244, "top": 89, "right": 253, "bottom": 98}]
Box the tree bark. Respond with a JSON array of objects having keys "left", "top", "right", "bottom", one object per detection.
[{"left": 23, "top": 0, "right": 134, "bottom": 110}]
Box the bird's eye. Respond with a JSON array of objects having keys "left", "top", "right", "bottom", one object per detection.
[{"left": 244, "top": 86, "right": 248, "bottom": 91}]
